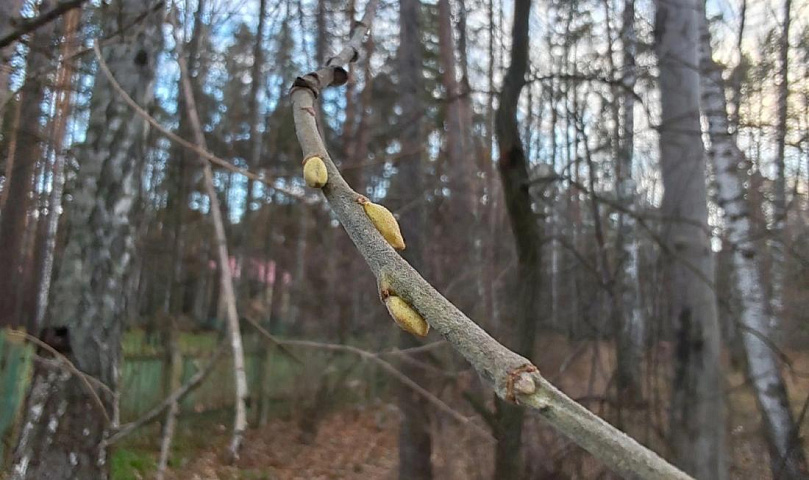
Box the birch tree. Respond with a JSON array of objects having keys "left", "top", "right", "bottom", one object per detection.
[
  {"left": 654, "top": 0, "right": 726, "bottom": 477},
  {"left": 698, "top": 6, "right": 808, "bottom": 478},
  {"left": 10, "top": 1, "right": 163, "bottom": 478},
  {"left": 772, "top": 0, "right": 791, "bottom": 314}
]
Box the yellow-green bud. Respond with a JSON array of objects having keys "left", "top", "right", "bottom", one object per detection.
[
  {"left": 303, "top": 156, "right": 328, "bottom": 188},
  {"left": 358, "top": 196, "right": 405, "bottom": 250},
  {"left": 384, "top": 295, "right": 429, "bottom": 337}
]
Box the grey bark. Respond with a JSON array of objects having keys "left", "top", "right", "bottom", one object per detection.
[
  {"left": 394, "top": 0, "right": 432, "bottom": 476},
  {"left": 290, "top": 2, "right": 692, "bottom": 478},
  {"left": 654, "top": 1, "right": 727, "bottom": 478},
  {"left": 10, "top": 1, "right": 163, "bottom": 478},
  {"left": 698, "top": 7, "right": 808, "bottom": 478}
]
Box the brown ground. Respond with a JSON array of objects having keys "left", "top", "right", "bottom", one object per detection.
[{"left": 153, "top": 334, "right": 809, "bottom": 480}]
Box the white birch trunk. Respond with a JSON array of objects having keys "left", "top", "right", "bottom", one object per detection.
[
  {"left": 173, "top": 21, "right": 249, "bottom": 461},
  {"left": 699, "top": 8, "right": 808, "bottom": 478},
  {"left": 11, "top": 1, "right": 162, "bottom": 477}
]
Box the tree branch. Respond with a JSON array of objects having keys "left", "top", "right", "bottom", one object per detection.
[
  {"left": 287, "top": 2, "right": 692, "bottom": 479},
  {"left": 0, "top": 0, "right": 89, "bottom": 49}
]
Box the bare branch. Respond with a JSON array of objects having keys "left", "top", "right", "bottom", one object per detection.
[
  {"left": 0, "top": 0, "right": 89, "bottom": 49},
  {"left": 6, "top": 329, "right": 111, "bottom": 424},
  {"left": 275, "top": 336, "right": 494, "bottom": 441},
  {"left": 287, "top": 1, "right": 693, "bottom": 479}
]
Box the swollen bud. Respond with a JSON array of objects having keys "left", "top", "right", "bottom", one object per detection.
[
  {"left": 384, "top": 295, "right": 429, "bottom": 337},
  {"left": 303, "top": 156, "right": 328, "bottom": 188},
  {"left": 357, "top": 196, "right": 405, "bottom": 250}
]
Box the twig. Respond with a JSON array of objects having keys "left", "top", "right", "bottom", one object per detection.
[
  {"left": 0, "top": 0, "right": 89, "bottom": 49},
  {"left": 277, "top": 338, "right": 494, "bottom": 441},
  {"left": 240, "top": 313, "right": 303, "bottom": 365},
  {"left": 287, "top": 1, "right": 692, "bottom": 478}
]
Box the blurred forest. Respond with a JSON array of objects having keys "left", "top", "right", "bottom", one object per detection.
[{"left": 1, "top": 0, "right": 809, "bottom": 478}]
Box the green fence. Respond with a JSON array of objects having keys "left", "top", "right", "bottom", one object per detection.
[
  {"left": 0, "top": 330, "right": 308, "bottom": 468},
  {"left": 0, "top": 331, "right": 33, "bottom": 465}
]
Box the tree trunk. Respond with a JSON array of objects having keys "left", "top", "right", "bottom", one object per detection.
[
  {"left": 698, "top": 7, "right": 808, "bottom": 478},
  {"left": 10, "top": 2, "right": 163, "bottom": 478},
  {"left": 258, "top": 267, "right": 276, "bottom": 426},
  {"left": 32, "top": 8, "right": 80, "bottom": 332},
  {"left": 174, "top": 25, "right": 249, "bottom": 461},
  {"left": 613, "top": 0, "right": 644, "bottom": 399},
  {"left": 654, "top": 1, "right": 726, "bottom": 478},
  {"left": 0, "top": 0, "right": 58, "bottom": 329},
  {"left": 239, "top": 0, "right": 268, "bottom": 301},
  {"left": 436, "top": 0, "right": 479, "bottom": 313},
  {"left": 394, "top": 0, "right": 432, "bottom": 477},
  {"left": 0, "top": 0, "right": 22, "bottom": 136},
  {"left": 493, "top": 0, "right": 541, "bottom": 477},
  {"left": 771, "top": 0, "right": 790, "bottom": 316}
]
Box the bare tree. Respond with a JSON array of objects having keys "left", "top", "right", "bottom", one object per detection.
[
  {"left": 10, "top": 1, "right": 163, "bottom": 478},
  {"left": 492, "top": 0, "right": 543, "bottom": 477},
  {"left": 394, "top": 0, "right": 432, "bottom": 476},
  {"left": 654, "top": 0, "right": 726, "bottom": 478},
  {"left": 613, "top": 0, "right": 644, "bottom": 399},
  {"left": 698, "top": 6, "right": 808, "bottom": 478}
]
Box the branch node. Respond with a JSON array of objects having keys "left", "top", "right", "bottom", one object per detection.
[
  {"left": 291, "top": 76, "right": 319, "bottom": 98},
  {"left": 505, "top": 363, "right": 539, "bottom": 403},
  {"left": 332, "top": 67, "right": 349, "bottom": 87}
]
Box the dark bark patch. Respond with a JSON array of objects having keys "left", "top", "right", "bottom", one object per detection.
[
  {"left": 39, "top": 326, "right": 72, "bottom": 356},
  {"left": 134, "top": 49, "right": 148, "bottom": 66}
]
